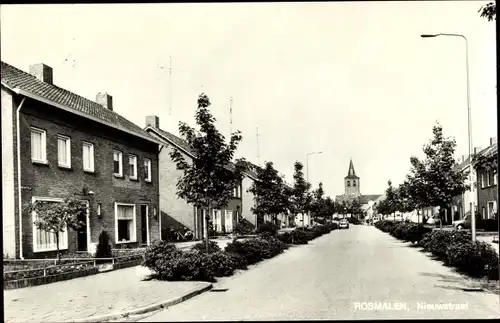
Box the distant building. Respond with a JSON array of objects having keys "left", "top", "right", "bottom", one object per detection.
[
  {"left": 475, "top": 138, "right": 498, "bottom": 221},
  {"left": 335, "top": 159, "right": 382, "bottom": 215}
]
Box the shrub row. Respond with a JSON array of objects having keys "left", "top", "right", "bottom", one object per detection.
[
  {"left": 276, "top": 223, "right": 338, "bottom": 245},
  {"left": 375, "top": 220, "right": 499, "bottom": 280}
]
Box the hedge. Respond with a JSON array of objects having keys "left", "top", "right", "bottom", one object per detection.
[{"left": 374, "top": 220, "right": 499, "bottom": 281}]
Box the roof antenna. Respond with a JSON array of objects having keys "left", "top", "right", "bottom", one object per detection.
[
  {"left": 169, "top": 56, "right": 172, "bottom": 116},
  {"left": 229, "top": 96, "right": 233, "bottom": 137},
  {"left": 256, "top": 126, "right": 260, "bottom": 166}
]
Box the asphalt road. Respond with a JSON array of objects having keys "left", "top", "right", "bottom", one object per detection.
[{"left": 140, "top": 225, "right": 500, "bottom": 321}]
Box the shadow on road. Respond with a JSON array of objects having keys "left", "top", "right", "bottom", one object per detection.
[{"left": 419, "top": 272, "right": 500, "bottom": 296}]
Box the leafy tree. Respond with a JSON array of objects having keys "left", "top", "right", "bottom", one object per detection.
[
  {"left": 420, "top": 123, "right": 469, "bottom": 226},
  {"left": 170, "top": 93, "right": 247, "bottom": 252},
  {"left": 29, "top": 196, "right": 87, "bottom": 263},
  {"left": 479, "top": 2, "right": 496, "bottom": 21},
  {"left": 405, "top": 156, "right": 432, "bottom": 223},
  {"left": 324, "top": 196, "right": 336, "bottom": 218},
  {"left": 348, "top": 199, "right": 363, "bottom": 218},
  {"left": 310, "top": 182, "right": 326, "bottom": 219},
  {"left": 291, "top": 161, "right": 312, "bottom": 227},
  {"left": 385, "top": 180, "right": 398, "bottom": 221},
  {"left": 248, "top": 161, "right": 289, "bottom": 228},
  {"left": 375, "top": 199, "right": 391, "bottom": 218}
]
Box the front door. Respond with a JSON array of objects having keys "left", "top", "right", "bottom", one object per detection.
[
  {"left": 141, "top": 205, "right": 148, "bottom": 245},
  {"left": 77, "top": 201, "right": 89, "bottom": 252}
]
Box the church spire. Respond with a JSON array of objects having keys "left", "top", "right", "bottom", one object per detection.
[{"left": 347, "top": 158, "right": 356, "bottom": 177}]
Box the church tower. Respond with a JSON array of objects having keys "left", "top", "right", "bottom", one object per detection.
[{"left": 344, "top": 159, "right": 360, "bottom": 197}]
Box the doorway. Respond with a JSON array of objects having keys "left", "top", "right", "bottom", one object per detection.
[
  {"left": 140, "top": 204, "right": 149, "bottom": 245},
  {"left": 77, "top": 200, "right": 90, "bottom": 252}
]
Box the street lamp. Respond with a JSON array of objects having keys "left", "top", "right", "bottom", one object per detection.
[
  {"left": 420, "top": 33, "right": 475, "bottom": 242},
  {"left": 305, "top": 151, "right": 323, "bottom": 227}
]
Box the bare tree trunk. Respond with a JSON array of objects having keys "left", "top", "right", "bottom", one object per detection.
[
  {"left": 56, "top": 232, "right": 61, "bottom": 265},
  {"left": 205, "top": 207, "right": 210, "bottom": 253}
]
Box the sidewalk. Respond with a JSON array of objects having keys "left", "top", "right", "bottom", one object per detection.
[
  {"left": 476, "top": 236, "right": 499, "bottom": 254},
  {"left": 4, "top": 265, "right": 211, "bottom": 323}
]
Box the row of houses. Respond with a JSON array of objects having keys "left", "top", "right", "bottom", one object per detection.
[
  {"left": 1, "top": 61, "right": 288, "bottom": 260},
  {"left": 366, "top": 140, "right": 498, "bottom": 224}
]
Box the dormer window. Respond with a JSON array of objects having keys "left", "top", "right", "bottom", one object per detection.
[{"left": 347, "top": 181, "right": 350, "bottom": 187}]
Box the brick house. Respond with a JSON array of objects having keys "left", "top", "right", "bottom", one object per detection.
[
  {"left": 144, "top": 115, "right": 258, "bottom": 239},
  {"left": 476, "top": 138, "right": 498, "bottom": 221},
  {"left": 1, "top": 61, "right": 161, "bottom": 259}
]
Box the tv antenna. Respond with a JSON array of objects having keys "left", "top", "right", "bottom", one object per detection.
[
  {"left": 229, "top": 97, "right": 233, "bottom": 137},
  {"left": 256, "top": 126, "right": 260, "bottom": 165}
]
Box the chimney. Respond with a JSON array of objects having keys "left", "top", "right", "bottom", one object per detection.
[
  {"left": 29, "top": 63, "right": 53, "bottom": 84},
  {"left": 490, "top": 137, "right": 497, "bottom": 146},
  {"left": 96, "top": 92, "right": 113, "bottom": 111},
  {"left": 146, "top": 115, "right": 160, "bottom": 128},
  {"left": 474, "top": 146, "right": 483, "bottom": 154}
]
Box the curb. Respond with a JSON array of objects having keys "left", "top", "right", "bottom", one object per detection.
[{"left": 71, "top": 283, "right": 213, "bottom": 323}]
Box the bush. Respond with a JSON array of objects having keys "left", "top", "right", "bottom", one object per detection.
[
  {"left": 143, "top": 240, "right": 182, "bottom": 269},
  {"left": 256, "top": 222, "right": 278, "bottom": 236},
  {"left": 152, "top": 251, "right": 216, "bottom": 282},
  {"left": 191, "top": 240, "right": 221, "bottom": 253},
  {"left": 424, "top": 230, "right": 472, "bottom": 260},
  {"left": 233, "top": 221, "right": 254, "bottom": 235},
  {"left": 375, "top": 220, "right": 395, "bottom": 233},
  {"left": 483, "top": 218, "right": 499, "bottom": 232},
  {"left": 347, "top": 217, "right": 361, "bottom": 225},
  {"left": 224, "top": 237, "right": 286, "bottom": 265},
  {"left": 95, "top": 230, "right": 112, "bottom": 261},
  {"left": 445, "top": 240, "right": 499, "bottom": 279},
  {"left": 288, "top": 229, "right": 311, "bottom": 245}
]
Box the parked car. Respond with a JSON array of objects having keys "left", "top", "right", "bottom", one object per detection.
[
  {"left": 339, "top": 218, "right": 349, "bottom": 229},
  {"left": 426, "top": 214, "right": 441, "bottom": 225},
  {"left": 372, "top": 216, "right": 380, "bottom": 224},
  {"left": 452, "top": 212, "right": 482, "bottom": 230}
]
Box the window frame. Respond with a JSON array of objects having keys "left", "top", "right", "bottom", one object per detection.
[
  {"left": 82, "top": 141, "right": 95, "bottom": 172},
  {"left": 481, "top": 172, "right": 487, "bottom": 188},
  {"left": 114, "top": 202, "right": 137, "bottom": 244},
  {"left": 487, "top": 200, "right": 497, "bottom": 220},
  {"left": 144, "top": 158, "right": 152, "bottom": 182},
  {"left": 30, "top": 127, "right": 47, "bottom": 164},
  {"left": 487, "top": 171, "right": 492, "bottom": 187},
  {"left": 32, "top": 196, "right": 68, "bottom": 253},
  {"left": 113, "top": 150, "right": 123, "bottom": 177},
  {"left": 57, "top": 134, "right": 71, "bottom": 168},
  {"left": 128, "top": 154, "right": 138, "bottom": 180}
]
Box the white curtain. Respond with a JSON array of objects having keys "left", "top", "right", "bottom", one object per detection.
[
  {"left": 117, "top": 205, "right": 134, "bottom": 220},
  {"left": 58, "top": 138, "right": 67, "bottom": 165},
  {"left": 31, "top": 131, "right": 42, "bottom": 160}
]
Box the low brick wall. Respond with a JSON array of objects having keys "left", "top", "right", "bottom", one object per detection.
[
  {"left": 4, "top": 267, "right": 99, "bottom": 290},
  {"left": 113, "top": 258, "right": 144, "bottom": 270}
]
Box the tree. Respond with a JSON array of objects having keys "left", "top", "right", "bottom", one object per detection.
[
  {"left": 290, "top": 161, "right": 312, "bottom": 227},
  {"left": 348, "top": 199, "right": 363, "bottom": 219},
  {"left": 248, "top": 161, "right": 289, "bottom": 227},
  {"left": 479, "top": 2, "right": 496, "bottom": 21},
  {"left": 324, "top": 196, "right": 336, "bottom": 218},
  {"left": 385, "top": 180, "right": 398, "bottom": 221},
  {"left": 170, "top": 93, "right": 247, "bottom": 252},
  {"left": 405, "top": 156, "right": 432, "bottom": 223},
  {"left": 29, "top": 196, "right": 87, "bottom": 263},
  {"left": 310, "top": 182, "right": 326, "bottom": 219},
  {"left": 420, "top": 123, "right": 469, "bottom": 227}
]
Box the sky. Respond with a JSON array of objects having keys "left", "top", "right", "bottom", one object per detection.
[{"left": 1, "top": 2, "right": 497, "bottom": 198}]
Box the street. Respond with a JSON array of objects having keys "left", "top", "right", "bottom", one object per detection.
[{"left": 140, "top": 225, "right": 499, "bottom": 321}]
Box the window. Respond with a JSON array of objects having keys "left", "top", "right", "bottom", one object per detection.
[
  {"left": 482, "top": 206, "right": 486, "bottom": 219},
  {"left": 353, "top": 181, "right": 356, "bottom": 187},
  {"left": 113, "top": 150, "right": 123, "bottom": 176},
  {"left": 233, "top": 185, "right": 241, "bottom": 198},
  {"left": 115, "top": 203, "right": 136, "bottom": 243},
  {"left": 494, "top": 172, "right": 498, "bottom": 186},
  {"left": 57, "top": 135, "right": 71, "bottom": 168},
  {"left": 129, "top": 154, "right": 137, "bottom": 180},
  {"left": 487, "top": 201, "right": 496, "bottom": 220},
  {"left": 488, "top": 171, "right": 492, "bottom": 187},
  {"left": 82, "top": 142, "right": 94, "bottom": 172},
  {"left": 97, "top": 203, "right": 101, "bottom": 217},
  {"left": 144, "top": 158, "right": 152, "bottom": 182},
  {"left": 481, "top": 172, "right": 487, "bottom": 188},
  {"left": 32, "top": 197, "right": 68, "bottom": 252},
  {"left": 31, "top": 127, "right": 47, "bottom": 163},
  {"left": 347, "top": 181, "right": 350, "bottom": 187}
]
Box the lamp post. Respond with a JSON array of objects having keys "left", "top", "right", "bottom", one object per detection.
[
  {"left": 421, "top": 33, "right": 475, "bottom": 242},
  {"left": 305, "top": 151, "right": 323, "bottom": 227}
]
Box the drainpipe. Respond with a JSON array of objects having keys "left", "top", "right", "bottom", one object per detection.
[{"left": 17, "top": 97, "right": 27, "bottom": 259}]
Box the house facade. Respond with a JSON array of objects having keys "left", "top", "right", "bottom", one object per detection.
[
  {"left": 476, "top": 138, "right": 498, "bottom": 221},
  {"left": 144, "top": 116, "right": 257, "bottom": 239},
  {"left": 1, "top": 61, "right": 160, "bottom": 259}
]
